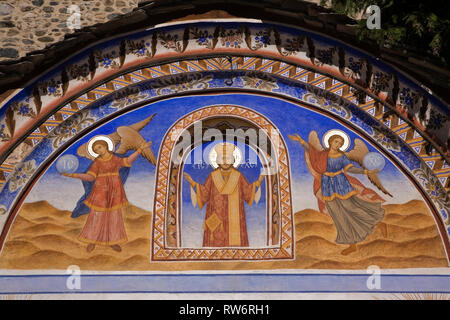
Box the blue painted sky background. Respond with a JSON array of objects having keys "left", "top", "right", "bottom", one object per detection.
[{"left": 27, "top": 93, "right": 424, "bottom": 226}]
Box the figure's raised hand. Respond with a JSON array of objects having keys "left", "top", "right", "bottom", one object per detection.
[
  {"left": 256, "top": 174, "right": 265, "bottom": 187},
  {"left": 288, "top": 133, "right": 304, "bottom": 144},
  {"left": 184, "top": 172, "right": 195, "bottom": 186}
]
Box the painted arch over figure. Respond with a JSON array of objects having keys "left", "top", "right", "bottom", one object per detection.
[{"left": 152, "top": 105, "right": 294, "bottom": 261}]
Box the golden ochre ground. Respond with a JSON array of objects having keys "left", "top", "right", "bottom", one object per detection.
[{"left": 0, "top": 199, "right": 447, "bottom": 270}]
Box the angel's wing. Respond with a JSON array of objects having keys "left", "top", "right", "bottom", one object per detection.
[
  {"left": 129, "top": 114, "right": 156, "bottom": 132},
  {"left": 141, "top": 144, "right": 157, "bottom": 165},
  {"left": 308, "top": 130, "right": 323, "bottom": 151},
  {"left": 76, "top": 143, "right": 95, "bottom": 161},
  {"left": 346, "top": 138, "right": 392, "bottom": 197},
  {"left": 108, "top": 132, "right": 121, "bottom": 147},
  {"left": 345, "top": 138, "right": 368, "bottom": 166},
  {"left": 115, "top": 126, "right": 156, "bottom": 164},
  {"left": 115, "top": 126, "right": 144, "bottom": 154},
  {"left": 367, "top": 172, "right": 393, "bottom": 197}
]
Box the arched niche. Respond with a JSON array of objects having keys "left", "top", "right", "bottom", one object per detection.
[{"left": 152, "top": 105, "right": 294, "bottom": 261}]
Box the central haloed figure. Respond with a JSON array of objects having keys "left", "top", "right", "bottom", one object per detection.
[{"left": 184, "top": 143, "right": 264, "bottom": 247}]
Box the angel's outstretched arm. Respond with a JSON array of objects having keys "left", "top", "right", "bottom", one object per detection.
[
  {"left": 125, "top": 141, "right": 152, "bottom": 166},
  {"left": 125, "top": 150, "right": 140, "bottom": 166},
  {"left": 288, "top": 134, "right": 309, "bottom": 152},
  {"left": 346, "top": 166, "right": 377, "bottom": 175},
  {"left": 346, "top": 166, "right": 364, "bottom": 174},
  {"left": 62, "top": 172, "right": 95, "bottom": 182}
]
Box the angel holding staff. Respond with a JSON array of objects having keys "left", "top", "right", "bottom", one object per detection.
[{"left": 289, "top": 130, "right": 390, "bottom": 255}]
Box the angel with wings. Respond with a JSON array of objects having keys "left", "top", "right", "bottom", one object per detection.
[
  {"left": 289, "top": 129, "right": 391, "bottom": 256},
  {"left": 61, "top": 114, "right": 156, "bottom": 253}
]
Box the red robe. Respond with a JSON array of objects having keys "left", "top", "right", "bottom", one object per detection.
[
  {"left": 194, "top": 168, "right": 257, "bottom": 247},
  {"left": 78, "top": 154, "right": 130, "bottom": 245}
]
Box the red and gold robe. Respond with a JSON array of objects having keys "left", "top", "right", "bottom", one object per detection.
[
  {"left": 78, "top": 154, "right": 131, "bottom": 245},
  {"left": 194, "top": 168, "right": 257, "bottom": 247}
]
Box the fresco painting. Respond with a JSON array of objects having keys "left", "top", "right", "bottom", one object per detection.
[{"left": 0, "top": 94, "right": 446, "bottom": 274}]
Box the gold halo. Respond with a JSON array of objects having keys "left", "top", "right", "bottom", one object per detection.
[
  {"left": 87, "top": 135, "right": 114, "bottom": 158},
  {"left": 208, "top": 143, "right": 242, "bottom": 169},
  {"left": 322, "top": 129, "right": 350, "bottom": 152}
]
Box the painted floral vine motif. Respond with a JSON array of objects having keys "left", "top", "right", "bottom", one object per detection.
[
  {"left": 94, "top": 50, "right": 120, "bottom": 70},
  {"left": 190, "top": 27, "right": 214, "bottom": 50},
  {"left": 249, "top": 28, "right": 272, "bottom": 50},
  {"left": 241, "top": 71, "right": 279, "bottom": 91},
  {"left": 219, "top": 27, "right": 244, "bottom": 48},
  {"left": 10, "top": 99, "right": 36, "bottom": 118},
  {"left": 47, "top": 110, "right": 94, "bottom": 149},
  {"left": 280, "top": 35, "right": 307, "bottom": 56},
  {"left": 110, "top": 87, "right": 149, "bottom": 110},
  {"left": 313, "top": 47, "right": 336, "bottom": 66},
  {"left": 126, "top": 39, "right": 153, "bottom": 58},
  {"left": 426, "top": 109, "right": 447, "bottom": 131},
  {"left": 343, "top": 57, "right": 364, "bottom": 80},
  {"left": 370, "top": 71, "right": 393, "bottom": 95},
  {"left": 158, "top": 31, "right": 184, "bottom": 53},
  {"left": 413, "top": 161, "right": 449, "bottom": 224},
  {"left": 304, "top": 84, "right": 352, "bottom": 119},
  {"left": 303, "top": 91, "right": 352, "bottom": 120},
  {"left": 2, "top": 142, "right": 32, "bottom": 168},
  {"left": 398, "top": 87, "right": 421, "bottom": 110},
  {"left": 38, "top": 78, "right": 63, "bottom": 97},
  {"left": 371, "top": 122, "right": 402, "bottom": 151},
  {"left": 8, "top": 160, "right": 36, "bottom": 193},
  {"left": 66, "top": 63, "right": 90, "bottom": 82},
  {"left": 151, "top": 73, "right": 213, "bottom": 95}
]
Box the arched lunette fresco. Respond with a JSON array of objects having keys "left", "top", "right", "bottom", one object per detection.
[
  {"left": 0, "top": 21, "right": 447, "bottom": 267},
  {"left": 0, "top": 89, "right": 448, "bottom": 272},
  {"left": 0, "top": 82, "right": 448, "bottom": 266}
]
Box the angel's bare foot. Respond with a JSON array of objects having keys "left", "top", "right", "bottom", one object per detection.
[
  {"left": 111, "top": 245, "right": 122, "bottom": 252},
  {"left": 341, "top": 244, "right": 357, "bottom": 256},
  {"left": 377, "top": 222, "right": 388, "bottom": 238},
  {"left": 86, "top": 244, "right": 95, "bottom": 252}
]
